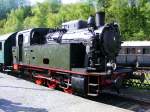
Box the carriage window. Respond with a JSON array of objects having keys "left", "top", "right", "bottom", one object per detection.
[
  {"left": 126, "top": 48, "right": 129, "bottom": 54},
  {"left": 0, "top": 42, "right": 2, "bottom": 50},
  {"left": 131, "top": 48, "right": 136, "bottom": 54},
  {"left": 119, "top": 48, "right": 125, "bottom": 54},
  {"left": 143, "top": 48, "right": 150, "bottom": 54},
  {"left": 137, "top": 49, "right": 142, "bottom": 54},
  {"left": 126, "top": 48, "right": 136, "bottom": 54}
]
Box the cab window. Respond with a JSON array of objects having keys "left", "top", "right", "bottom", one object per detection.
[{"left": 30, "top": 31, "right": 46, "bottom": 45}]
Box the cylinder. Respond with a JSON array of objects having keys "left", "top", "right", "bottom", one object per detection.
[{"left": 95, "top": 11, "right": 105, "bottom": 27}]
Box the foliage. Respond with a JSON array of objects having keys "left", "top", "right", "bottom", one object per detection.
[
  {"left": 1, "top": 7, "right": 31, "bottom": 33},
  {"left": 106, "top": 0, "right": 150, "bottom": 40},
  {"left": 0, "top": 0, "right": 150, "bottom": 40}
]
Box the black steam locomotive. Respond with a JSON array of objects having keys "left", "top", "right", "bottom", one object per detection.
[{"left": 0, "top": 12, "right": 142, "bottom": 96}]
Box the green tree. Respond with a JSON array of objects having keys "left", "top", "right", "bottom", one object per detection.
[
  {"left": 59, "top": 3, "right": 94, "bottom": 22},
  {"left": 48, "top": 0, "right": 61, "bottom": 13},
  {"left": 3, "top": 6, "right": 31, "bottom": 33},
  {"left": 0, "top": 0, "right": 150, "bottom": 40},
  {"left": 107, "top": 0, "right": 150, "bottom": 40}
]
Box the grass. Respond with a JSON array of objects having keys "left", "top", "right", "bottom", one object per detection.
[{"left": 125, "top": 73, "right": 150, "bottom": 89}]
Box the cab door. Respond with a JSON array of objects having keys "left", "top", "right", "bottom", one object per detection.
[
  {"left": 17, "top": 32, "right": 30, "bottom": 65},
  {"left": 18, "top": 34, "right": 23, "bottom": 63}
]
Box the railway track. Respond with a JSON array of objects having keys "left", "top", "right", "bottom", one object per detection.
[
  {"left": 87, "top": 92, "right": 150, "bottom": 112},
  {"left": 106, "top": 92, "right": 150, "bottom": 106}
]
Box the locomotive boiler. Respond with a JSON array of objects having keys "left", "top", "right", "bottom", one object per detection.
[{"left": 11, "top": 12, "right": 136, "bottom": 96}]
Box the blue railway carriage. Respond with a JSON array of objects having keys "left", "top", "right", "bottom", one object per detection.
[
  {"left": 116, "top": 41, "right": 150, "bottom": 67},
  {"left": 0, "top": 33, "right": 17, "bottom": 71}
]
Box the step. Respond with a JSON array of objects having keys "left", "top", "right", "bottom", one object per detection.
[
  {"left": 87, "top": 93, "right": 98, "bottom": 96},
  {"left": 87, "top": 72, "right": 108, "bottom": 76},
  {"left": 88, "top": 83, "right": 99, "bottom": 86},
  {"left": 4, "top": 69, "right": 11, "bottom": 72},
  {"left": 87, "top": 67, "right": 96, "bottom": 70}
]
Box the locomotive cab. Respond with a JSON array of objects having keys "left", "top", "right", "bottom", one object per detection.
[{"left": 12, "top": 28, "right": 50, "bottom": 67}]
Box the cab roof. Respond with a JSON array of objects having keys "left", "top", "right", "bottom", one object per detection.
[{"left": 17, "top": 28, "right": 50, "bottom": 34}]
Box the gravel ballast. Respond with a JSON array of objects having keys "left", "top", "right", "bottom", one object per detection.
[{"left": 0, "top": 73, "right": 132, "bottom": 112}]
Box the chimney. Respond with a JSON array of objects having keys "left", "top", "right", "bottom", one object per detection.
[{"left": 95, "top": 11, "right": 105, "bottom": 27}]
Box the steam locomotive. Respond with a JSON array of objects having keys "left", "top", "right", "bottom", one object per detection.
[{"left": 0, "top": 12, "right": 142, "bottom": 96}]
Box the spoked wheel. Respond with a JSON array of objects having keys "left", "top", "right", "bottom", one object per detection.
[
  {"left": 35, "top": 78, "right": 44, "bottom": 85},
  {"left": 63, "top": 87, "right": 73, "bottom": 94},
  {"left": 47, "top": 81, "right": 57, "bottom": 89}
]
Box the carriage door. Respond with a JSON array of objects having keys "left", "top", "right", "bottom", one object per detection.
[{"left": 18, "top": 34, "right": 23, "bottom": 62}]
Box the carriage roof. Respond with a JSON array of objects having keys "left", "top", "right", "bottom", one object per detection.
[
  {"left": 0, "top": 33, "right": 15, "bottom": 41},
  {"left": 121, "top": 41, "right": 150, "bottom": 47}
]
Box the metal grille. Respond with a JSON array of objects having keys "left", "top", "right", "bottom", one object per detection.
[{"left": 125, "top": 72, "right": 150, "bottom": 89}]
